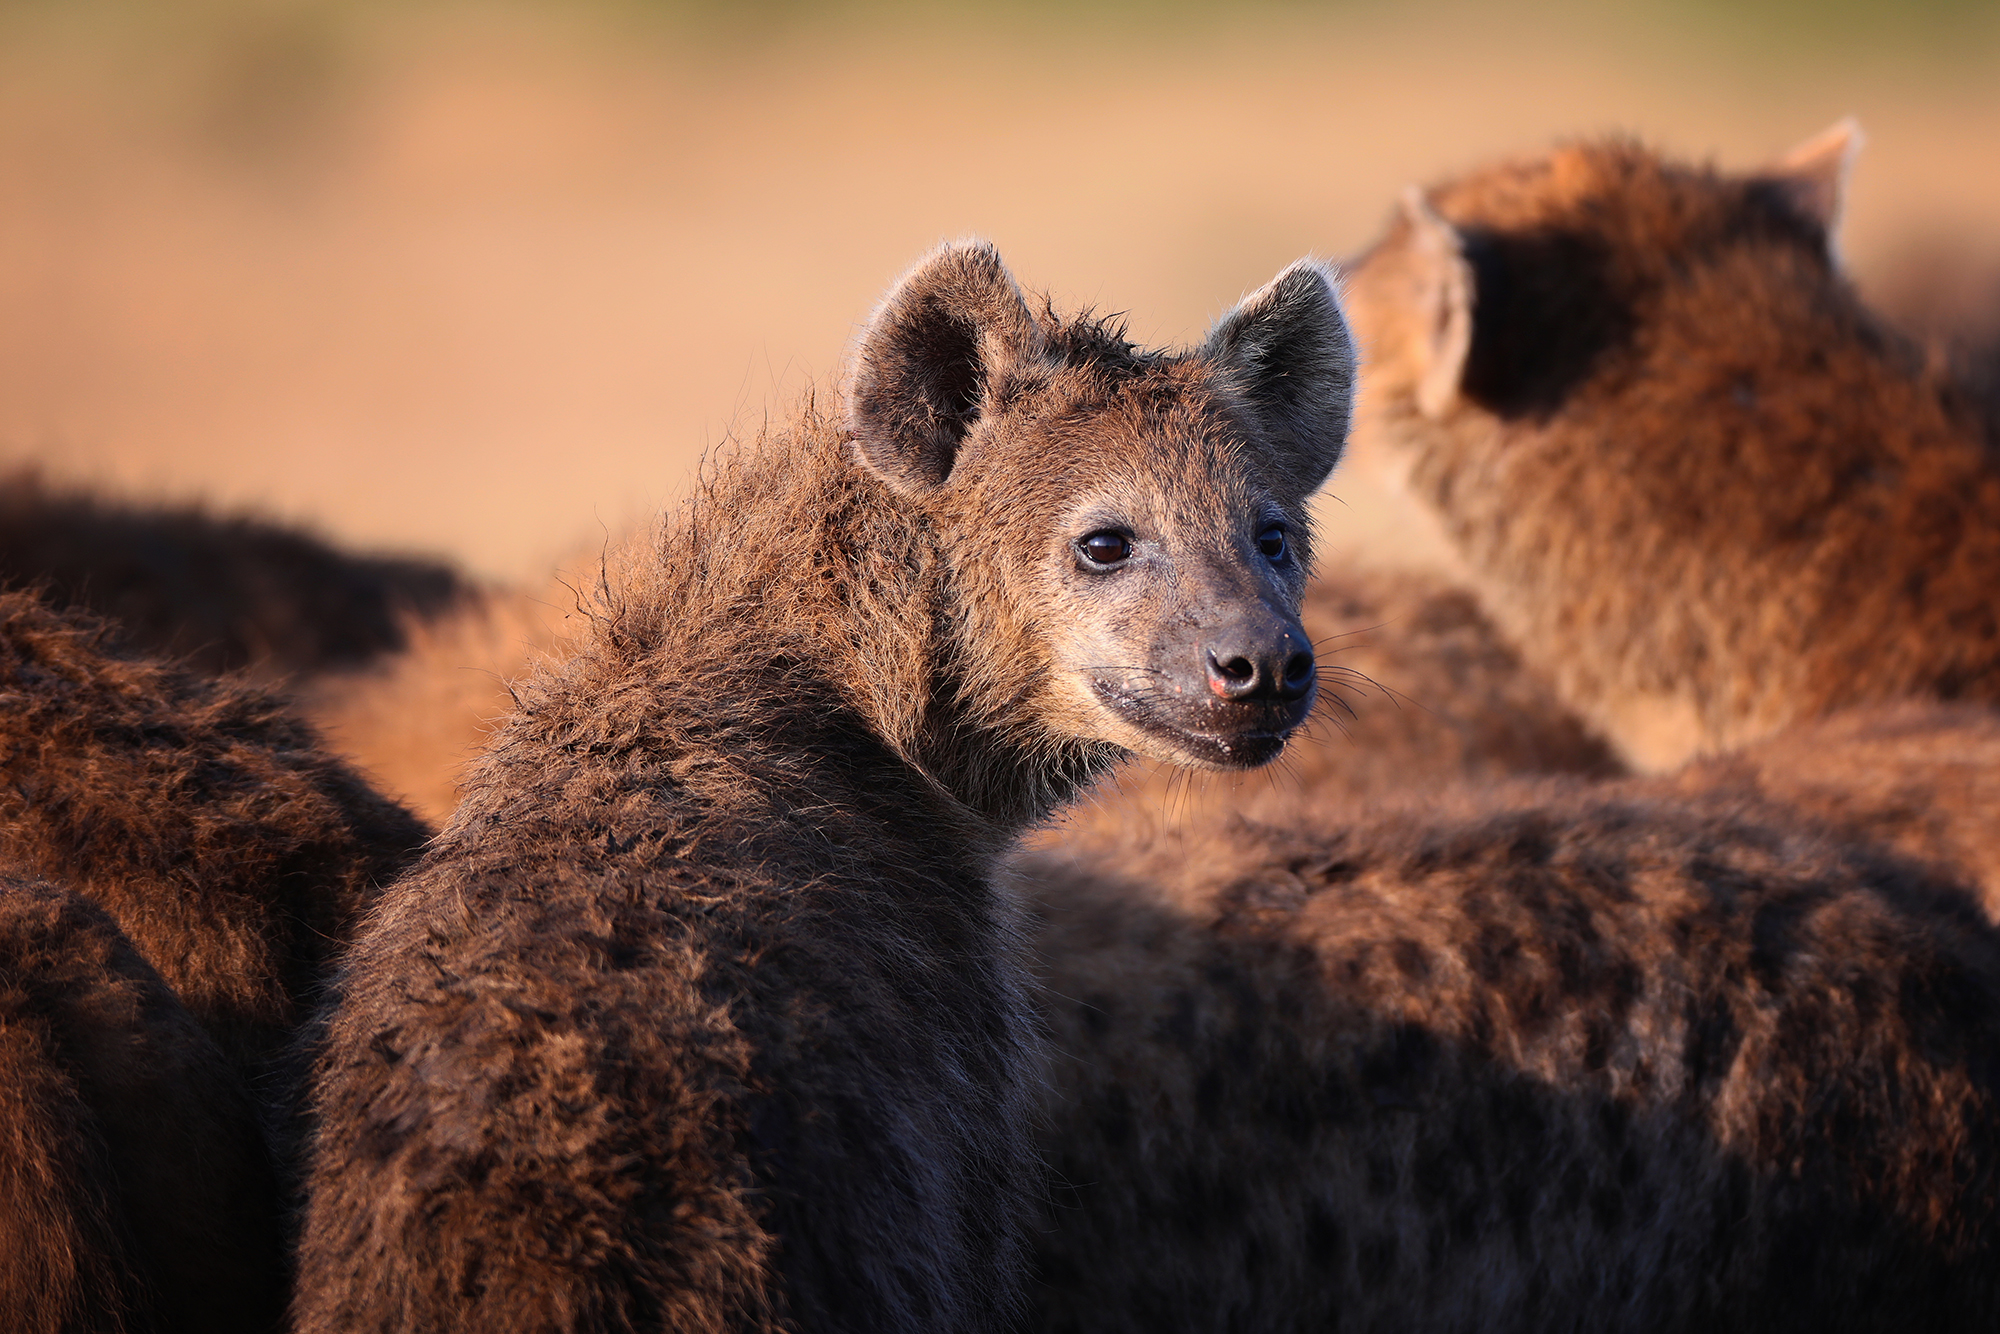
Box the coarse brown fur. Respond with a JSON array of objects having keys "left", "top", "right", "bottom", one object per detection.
[
  {"left": 1045, "top": 563, "right": 1621, "bottom": 841},
  {"left": 1016, "top": 784, "right": 2000, "bottom": 1332},
  {"left": 0, "top": 874, "right": 287, "bottom": 1334},
  {"left": 294, "top": 243, "right": 1355, "bottom": 1333},
  {"left": 301, "top": 574, "right": 583, "bottom": 822},
  {"left": 1656, "top": 702, "right": 2000, "bottom": 917},
  {"left": 1343, "top": 129, "right": 2000, "bottom": 769},
  {"left": 0, "top": 589, "right": 434, "bottom": 1088},
  {"left": 0, "top": 467, "right": 468, "bottom": 682}
]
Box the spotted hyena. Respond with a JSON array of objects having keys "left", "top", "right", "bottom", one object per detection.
[
  {"left": 1340, "top": 123, "right": 2000, "bottom": 770},
  {"left": 294, "top": 241, "right": 1356, "bottom": 1333}
]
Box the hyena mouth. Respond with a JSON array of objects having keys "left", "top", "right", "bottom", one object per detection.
[{"left": 1089, "top": 679, "right": 1304, "bottom": 770}]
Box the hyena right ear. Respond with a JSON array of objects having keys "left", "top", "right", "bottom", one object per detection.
[
  {"left": 849, "top": 241, "right": 1043, "bottom": 497},
  {"left": 1756, "top": 117, "right": 1863, "bottom": 265},
  {"left": 1204, "top": 259, "right": 1359, "bottom": 501},
  {"left": 1395, "top": 187, "right": 1476, "bottom": 420}
]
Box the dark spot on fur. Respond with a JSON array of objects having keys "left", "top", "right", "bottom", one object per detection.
[
  {"left": 1194, "top": 1069, "right": 1226, "bottom": 1126},
  {"left": 1305, "top": 1200, "right": 1345, "bottom": 1266},
  {"left": 1684, "top": 997, "right": 1742, "bottom": 1097},
  {"left": 1748, "top": 898, "right": 1803, "bottom": 991},
  {"left": 1358, "top": 1233, "right": 1399, "bottom": 1287},
  {"left": 1366, "top": 1150, "right": 1398, "bottom": 1198},
  {"left": 1096, "top": 1086, "right": 1134, "bottom": 1150}
]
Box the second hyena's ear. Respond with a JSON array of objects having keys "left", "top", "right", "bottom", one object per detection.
[
  {"left": 849, "top": 240, "right": 1043, "bottom": 497},
  {"left": 1756, "top": 117, "right": 1864, "bottom": 262},
  {"left": 1394, "top": 187, "right": 1476, "bottom": 420},
  {"left": 1204, "top": 259, "right": 1358, "bottom": 499}
]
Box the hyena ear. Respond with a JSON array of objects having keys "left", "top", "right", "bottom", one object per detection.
[
  {"left": 1203, "top": 258, "right": 1358, "bottom": 498},
  {"left": 1756, "top": 117, "right": 1863, "bottom": 263},
  {"left": 1394, "top": 187, "right": 1476, "bottom": 420},
  {"left": 849, "top": 240, "right": 1043, "bottom": 496}
]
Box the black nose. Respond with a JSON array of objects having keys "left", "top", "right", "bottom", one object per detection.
[{"left": 1204, "top": 628, "right": 1314, "bottom": 703}]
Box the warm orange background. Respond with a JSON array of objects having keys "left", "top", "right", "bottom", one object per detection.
[{"left": 3, "top": 1, "right": 1996, "bottom": 582}]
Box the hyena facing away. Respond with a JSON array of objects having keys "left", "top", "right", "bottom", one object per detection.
[
  {"left": 1017, "top": 781, "right": 2000, "bottom": 1333},
  {"left": 294, "top": 241, "right": 1356, "bottom": 1333},
  {"left": 1341, "top": 123, "right": 2000, "bottom": 770}
]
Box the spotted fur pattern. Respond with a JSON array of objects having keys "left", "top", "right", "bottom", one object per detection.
[{"left": 1018, "top": 787, "right": 2000, "bottom": 1332}]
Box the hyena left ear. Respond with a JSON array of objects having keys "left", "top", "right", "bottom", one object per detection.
[
  {"left": 1203, "top": 259, "right": 1358, "bottom": 502},
  {"left": 1756, "top": 117, "right": 1863, "bottom": 265},
  {"left": 849, "top": 240, "right": 1044, "bottom": 497}
]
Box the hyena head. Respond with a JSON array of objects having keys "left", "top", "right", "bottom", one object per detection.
[
  {"left": 1340, "top": 120, "right": 1862, "bottom": 454},
  {"left": 849, "top": 241, "right": 1355, "bottom": 774}
]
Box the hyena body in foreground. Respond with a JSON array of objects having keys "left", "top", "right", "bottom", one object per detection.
[
  {"left": 1018, "top": 782, "right": 2000, "bottom": 1333},
  {"left": 294, "top": 242, "right": 1356, "bottom": 1333}
]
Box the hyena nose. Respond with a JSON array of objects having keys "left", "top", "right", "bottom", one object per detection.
[{"left": 1204, "top": 628, "right": 1315, "bottom": 703}]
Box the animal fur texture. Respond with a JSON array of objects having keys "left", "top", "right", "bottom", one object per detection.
[
  {"left": 1341, "top": 125, "right": 2000, "bottom": 770},
  {"left": 0, "top": 589, "right": 434, "bottom": 1087},
  {"left": 0, "top": 467, "right": 467, "bottom": 682},
  {"left": 294, "top": 241, "right": 1356, "bottom": 1333},
  {"left": 301, "top": 570, "right": 586, "bottom": 823},
  {"left": 1016, "top": 783, "right": 2000, "bottom": 1332},
  {"left": 0, "top": 874, "right": 287, "bottom": 1334},
  {"left": 1659, "top": 702, "right": 2000, "bottom": 917}
]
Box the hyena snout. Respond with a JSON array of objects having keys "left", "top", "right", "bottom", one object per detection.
[{"left": 1204, "top": 617, "right": 1315, "bottom": 705}]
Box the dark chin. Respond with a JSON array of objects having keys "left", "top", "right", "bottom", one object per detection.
[{"left": 1091, "top": 681, "right": 1305, "bottom": 772}]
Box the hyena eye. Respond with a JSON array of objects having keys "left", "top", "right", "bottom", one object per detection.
[
  {"left": 1257, "top": 526, "right": 1289, "bottom": 562},
  {"left": 1078, "top": 531, "right": 1132, "bottom": 567}
]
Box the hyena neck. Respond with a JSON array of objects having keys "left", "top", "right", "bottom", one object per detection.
[{"left": 467, "top": 415, "right": 1115, "bottom": 864}]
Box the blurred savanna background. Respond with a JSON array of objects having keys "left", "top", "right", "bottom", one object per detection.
[{"left": 1, "top": 0, "right": 1997, "bottom": 586}]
